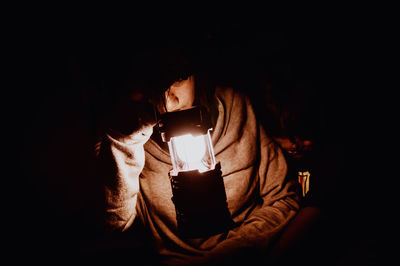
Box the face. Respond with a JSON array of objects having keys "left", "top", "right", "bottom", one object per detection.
[
  {"left": 274, "top": 137, "right": 314, "bottom": 159},
  {"left": 150, "top": 75, "right": 196, "bottom": 114}
]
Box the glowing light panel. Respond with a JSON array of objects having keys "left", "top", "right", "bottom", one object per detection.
[
  {"left": 174, "top": 134, "right": 206, "bottom": 166},
  {"left": 168, "top": 130, "right": 216, "bottom": 175}
]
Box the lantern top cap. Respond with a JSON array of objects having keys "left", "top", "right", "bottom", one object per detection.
[{"left": 158, "top": 106, "right": 212, "bottom": 142}]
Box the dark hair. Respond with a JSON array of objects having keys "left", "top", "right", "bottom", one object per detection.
[
  {"left": 122, "top": 41, "right": 218, "bottom": 126},
  {"left": 121, "top": 46, "right": 193, "bottom": 98}
]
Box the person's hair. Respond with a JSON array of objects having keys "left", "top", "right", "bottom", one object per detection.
[
  {"left": 123, "top": 40, "right": 219, "bottom": 127},
  {"left": 126, "top": 46, "right": 194, "bottom": 97}
]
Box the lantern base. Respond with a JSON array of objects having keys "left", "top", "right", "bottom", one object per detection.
[{"left": 169, "top": 162, "right": 234, "bottom": 238}]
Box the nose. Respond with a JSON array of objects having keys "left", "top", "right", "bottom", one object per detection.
[{"left": 165, "top": 89, "right": 179, "bottom": 112}]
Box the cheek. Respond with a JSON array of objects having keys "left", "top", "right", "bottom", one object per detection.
[
  {"left": 177, "top": 77, "right": 195, "bottom": 107},
  {"left": 181, "top": 85, "right": 195, "bottom": 106}
]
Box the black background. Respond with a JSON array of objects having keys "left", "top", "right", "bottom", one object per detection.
[{"left": 11, "top": 13, "right": 387, "bottom": 264}]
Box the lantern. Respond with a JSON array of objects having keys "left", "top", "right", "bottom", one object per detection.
[{"left": 157, "top": 106, "right": 233, "bottom": 238}]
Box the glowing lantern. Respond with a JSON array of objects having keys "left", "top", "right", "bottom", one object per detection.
[{"left": 157, "top": 106, "right": 233, "bottom": 238}]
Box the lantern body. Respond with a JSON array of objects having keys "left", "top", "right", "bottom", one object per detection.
[
  {"left": 169, "top": 162, "right": 233, "bottom": 238},
  {"left": 168, "top": 130, "right": 216, "bottom": 176}
]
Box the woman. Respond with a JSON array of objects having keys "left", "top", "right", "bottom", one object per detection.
[{"left": 94, "top": 42, "right": 299, "bottom": 265}]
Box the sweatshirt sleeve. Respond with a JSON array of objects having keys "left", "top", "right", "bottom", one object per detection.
[
  {"left": 95, "top": 125, "right": 154, "bottom": 232},
  {"left": 201, "top": 125, "right": 300, "bottom": 263}
]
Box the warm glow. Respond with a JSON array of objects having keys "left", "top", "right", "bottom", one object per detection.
[
  {"left": 168, "top": 130, "right": 216, "bottom": 175},
  {"left": 174, "top": 134, "right": 206, "bottom": 170}
]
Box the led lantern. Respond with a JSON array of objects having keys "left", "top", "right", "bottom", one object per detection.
[
  {"left": 159, "top": 106, "right": 216, "bottom": 175},
  {"left": 158, "top": 106, "right": 233, "bottom": 238}
]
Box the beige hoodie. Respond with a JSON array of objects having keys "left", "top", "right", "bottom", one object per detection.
[{"left": 99, "top": 86, "right": 299, "bottom": 264}]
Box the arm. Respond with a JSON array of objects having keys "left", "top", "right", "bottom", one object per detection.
[
  {"left": 94, "top": 96, "right": 157, "bottom": 232},
  {"left": 95, "top": 126, "right": 154, "bottom": 232},
  {"left": 98, "top": 126, "right": 153, "bottom": 231}
]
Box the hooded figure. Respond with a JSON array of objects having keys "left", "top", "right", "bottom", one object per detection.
[{"left": 94, "top": 40, "right": 299, "bottom": 265}]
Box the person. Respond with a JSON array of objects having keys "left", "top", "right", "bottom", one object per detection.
[
  {"left": 251, "top": 72, "right": 343, "bottom": 265},
  {"left": 91, "top": 36, "right": 300, "bottom": 265}
]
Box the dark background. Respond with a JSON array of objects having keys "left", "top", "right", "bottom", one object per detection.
[{"left": 13, "top": 17, "right": 385, "bottom": 264}]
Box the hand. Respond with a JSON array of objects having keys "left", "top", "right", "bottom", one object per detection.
[{"left": 105, "top": 95, "right": 158, "bottom": 138}]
